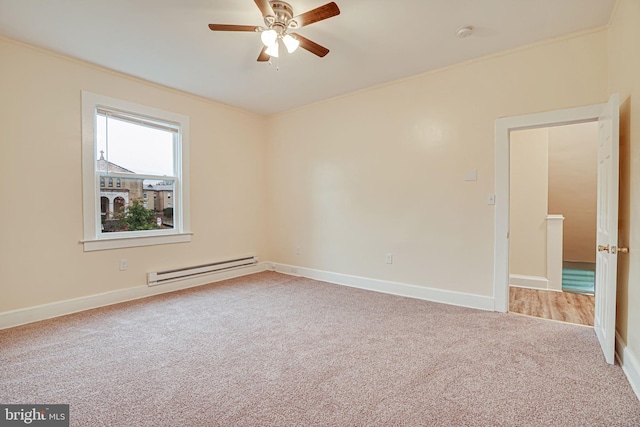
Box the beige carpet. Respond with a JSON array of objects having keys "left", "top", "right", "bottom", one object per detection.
[{"left": 1, "top": 271, "right": 639, "bottom": 426}]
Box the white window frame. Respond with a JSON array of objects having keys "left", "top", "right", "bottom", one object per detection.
[{"left": 81, "top": 91, "right": 191, "bottom": 251}]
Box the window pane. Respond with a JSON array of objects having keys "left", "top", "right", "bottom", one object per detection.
[
  {"left": 99, "top": 176, "right": 175, "bottom": 233},
  {"left": 97, "top": 114, "right": 174, "bottom": 176}
]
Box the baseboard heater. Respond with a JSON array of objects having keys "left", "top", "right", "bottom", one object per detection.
[{"left": 147, "top": 256, "right": 258, "bottom": 286}]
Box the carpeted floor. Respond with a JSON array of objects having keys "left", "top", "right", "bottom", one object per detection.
[{"left": 1, "top": 271, "right": 639, "bottom": 426}]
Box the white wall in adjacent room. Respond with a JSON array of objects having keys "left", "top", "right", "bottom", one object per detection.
[{"left": 509, "top": 128, "right": 549, "bottom": 279}]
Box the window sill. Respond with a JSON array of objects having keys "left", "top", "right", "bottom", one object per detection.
[{"left": 81, "top": 232, "right": 192, "bottom": 252}]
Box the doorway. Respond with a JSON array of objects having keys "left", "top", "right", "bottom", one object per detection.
[
  {"left": 507, "top": 122, "right": 598, "bottom": 326},
  {"left": 493, "top": 95, "right": 620, "bottom": 364}
]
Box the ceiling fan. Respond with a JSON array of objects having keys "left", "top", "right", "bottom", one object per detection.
[{"left": 208, "top": 0, "right": 340, "bottom": 62}]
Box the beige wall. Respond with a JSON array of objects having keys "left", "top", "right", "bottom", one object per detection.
[
  {"left": 0, "top": 38, "right": 268, "bottom": 312},
  {"left": 548, "top": 122, "right": 598, "bottom": 263},
  {"left": 608, "top": 0, "right": 640, "bottom": 363},
  {"left": 266, "top": 30, "right": 608, "bottom": 297},
  {"left": 509, "top": 128, "right": 549, "bottom": 278},
  {"left": 0, "top": 24, "right": 620, "bottom": 320}
]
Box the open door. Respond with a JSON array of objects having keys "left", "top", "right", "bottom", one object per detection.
[{"left": 594, "top": 93, "right": 620, "bottom": 365}]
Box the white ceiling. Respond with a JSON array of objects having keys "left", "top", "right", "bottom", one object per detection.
[{"left": 0, "top": 0, "right": 616, "bottom": 115}]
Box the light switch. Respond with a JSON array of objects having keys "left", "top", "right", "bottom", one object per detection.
[
  {"left": 487, "top": 194, "right": 496, "bottom": 205},
  {"left": 464, "top": 169, "right": 478, "bottom": 181}
]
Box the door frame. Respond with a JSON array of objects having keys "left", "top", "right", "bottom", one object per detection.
[{"left": 493, "top": 103, "right": 606, "bottom": 312}]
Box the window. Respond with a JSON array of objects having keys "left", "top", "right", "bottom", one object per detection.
[{"left": 82, "top": 91, "right": 191, "bottom": 251}]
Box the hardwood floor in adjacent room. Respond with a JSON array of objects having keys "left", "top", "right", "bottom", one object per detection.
[{"left": 509, "top": 287, "right": 595, "bottom": 326}]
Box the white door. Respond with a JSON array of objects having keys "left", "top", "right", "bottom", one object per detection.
[{"left": 594, "top": 93, "right": 620, "bottom": 365}]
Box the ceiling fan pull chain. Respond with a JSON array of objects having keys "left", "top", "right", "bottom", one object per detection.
[{"left": 268, "top": 55, "right": 280, "bottom": 71}]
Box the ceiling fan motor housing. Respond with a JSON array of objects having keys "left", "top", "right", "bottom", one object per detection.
[{"left": 266, "top": 1, "right": 298, "bottom": 33}]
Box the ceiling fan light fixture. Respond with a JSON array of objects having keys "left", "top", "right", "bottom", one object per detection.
[
  {"left": 282, "top": 34, "right": 300, "bottom": 53},
  {"left": 261, "top": 29, "right": 278, "bottom": 47},
  {"left": 265, "top": 40, "right": 279, "bottom": 58}
]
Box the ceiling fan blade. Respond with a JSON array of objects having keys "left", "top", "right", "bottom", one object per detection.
[
  {"left": 208, "top": 24, "right": 259, "bottom": 32},
  {"left": 257, "top": 46, "right": 270, "bottom": 62},
  {"left": 291, "top": 33, "right": 330, "bottom": 57},
  {"left": 292, "top": 2, "right": 340, "bottom": 28},
  {"left": 254, "top": 0, "right": 275, "bottom": 17}
]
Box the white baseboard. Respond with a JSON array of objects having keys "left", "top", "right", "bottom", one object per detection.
[
  {"left": 509, "top": 274, "right": 554, "bottom": 291},
  {"left": 616, "top": 332, "right": 640, "bottom": 401},
  {"left": 272, "top": 263, "right": 494, "bottom": 311},
  {"left": 0, "top": 262, "right": 269, "bottom": 330},
  {"left": 0, "top": 261, "right": 499, "bottom": 330}
]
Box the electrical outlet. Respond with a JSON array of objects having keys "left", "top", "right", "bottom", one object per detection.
[
  {"left": 385, "top": 254, "right": 393, "bottom": 264},
  {"left": 119, "top": 259, "right": 128, "bottom": 271},
  {"left": 296, "top": 246, "right": 301, "bottom": 255}
]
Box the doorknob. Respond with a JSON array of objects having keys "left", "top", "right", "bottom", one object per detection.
[
  {"left": 598, "top": 244, "right": 610, "bottom": 252},
  {"left": 619, "top": 247, "right": 629, "bottom": 254}
]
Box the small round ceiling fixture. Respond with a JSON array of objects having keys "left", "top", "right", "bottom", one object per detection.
[{"left": 456, "top": 26, "right": 473, "bottom": 38}]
